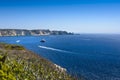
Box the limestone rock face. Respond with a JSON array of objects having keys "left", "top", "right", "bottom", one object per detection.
[{"left": 0, "top": 29, "right": 73, "bottom": 36}]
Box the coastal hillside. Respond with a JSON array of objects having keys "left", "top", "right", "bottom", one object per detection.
[
  {"left": 0, "top": 29, "right": 73, "bottom": 36},
  {"left": 0, "top": 43, "right": 76, "bottom": 80}
]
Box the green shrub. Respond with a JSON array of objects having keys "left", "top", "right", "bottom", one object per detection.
[
  {"left": 5, "top": 45, "right": 24, "bottom": 50},
  {"left": 0, "top": 43, "right": 76, "bottom": 80}
]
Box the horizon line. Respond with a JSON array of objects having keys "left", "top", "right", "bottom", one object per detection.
[{"left": 0, "top": 28, "right": 120, "bottom": 34}]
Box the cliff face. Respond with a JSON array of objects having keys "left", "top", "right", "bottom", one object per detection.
[{"left": 0, "top": 29, "right": 73, "bottom": 36}]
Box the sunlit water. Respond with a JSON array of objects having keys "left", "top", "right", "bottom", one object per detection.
[{"left": 0, "top": 34, "right": 120, "bottom": 80}]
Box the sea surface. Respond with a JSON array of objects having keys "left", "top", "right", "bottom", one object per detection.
[{"left": 0, "top": 34, "right": 120, "bottom": 80}]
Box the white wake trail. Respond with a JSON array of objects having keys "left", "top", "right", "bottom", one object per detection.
[{"left": 38, "top": 45, "right": 73, "bottom": 53}]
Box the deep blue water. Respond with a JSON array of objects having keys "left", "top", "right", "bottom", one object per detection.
[{"left": 0, "top": 34, "right": 120, "bottom": 80}]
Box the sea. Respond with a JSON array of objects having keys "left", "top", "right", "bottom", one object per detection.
[{"left": 0, "top": 34, "right": 120, "bottom": 80}]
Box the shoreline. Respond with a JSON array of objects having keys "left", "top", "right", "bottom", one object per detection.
[{"left": 0, "top": 34, "right": 75, "bottom": 37}]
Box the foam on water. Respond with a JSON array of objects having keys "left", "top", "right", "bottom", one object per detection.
[
  {"left": 38, "top": 45, "right": 73, "bottom": 53},
  {"left": 16, "top": 40, "right": 20, "bottom": 43}
]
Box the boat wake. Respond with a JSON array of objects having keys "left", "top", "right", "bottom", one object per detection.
[
  {"left": 16, "top": 40, "right": 20, "bottom": 43},
  {"left": 38, "top": 45, "right": 73, "bottom": 53}
]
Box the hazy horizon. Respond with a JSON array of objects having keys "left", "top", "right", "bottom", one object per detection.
[{"left": 0, "top": 0, "right": 120, "bottom": 33}]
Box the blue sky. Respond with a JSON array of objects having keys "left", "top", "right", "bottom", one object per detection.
[{"left": 0, "top": 0, "right": 120, "bottom": 33}]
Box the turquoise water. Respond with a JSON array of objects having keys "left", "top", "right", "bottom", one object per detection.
[{"left": 0, "top": 34, "right": 120, "bottom": 80}]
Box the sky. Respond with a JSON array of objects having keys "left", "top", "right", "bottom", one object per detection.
[{"left": 0, "top": 0, "right": 120, "bottom": 33}]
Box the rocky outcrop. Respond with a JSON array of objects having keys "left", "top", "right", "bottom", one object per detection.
[{"left": 0, "top": 29, "right": 73, "bottom": 36}]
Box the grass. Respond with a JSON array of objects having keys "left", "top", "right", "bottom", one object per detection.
[{"left": 0, "top": 43, "right": 77, "bottom": 80}]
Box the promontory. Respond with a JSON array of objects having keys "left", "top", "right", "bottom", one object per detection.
[{"left": 0, "top": 29, "right": 73, "bottom": 36}]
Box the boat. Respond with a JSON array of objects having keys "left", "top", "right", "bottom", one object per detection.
[
  {"left": 40, "top": 39, "right": 46, "bottom": 42},
  {"left": 16, "top": 40, "right": 20, "bottom": 43}
]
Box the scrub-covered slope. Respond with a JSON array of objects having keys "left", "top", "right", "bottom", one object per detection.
[{"left": 0, "top": 43, "right": 75, "bottom": 80}]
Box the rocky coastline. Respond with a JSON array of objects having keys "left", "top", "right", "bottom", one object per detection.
[{"left": 0, "top": 29, "right": 73, "bottom": 36}]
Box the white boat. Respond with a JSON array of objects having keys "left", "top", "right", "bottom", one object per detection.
[{"left": 16, "top": 40, "right": 20, "bottom": 43}]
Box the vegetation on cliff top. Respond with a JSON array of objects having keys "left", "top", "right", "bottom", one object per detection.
[{"left": 0, "top": 43, "right": 76, "bottom": 80}]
